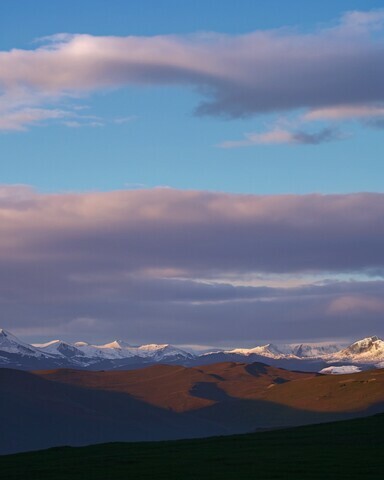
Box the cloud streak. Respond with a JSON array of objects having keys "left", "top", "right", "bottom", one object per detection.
[
  {"left": 219, "top": 127, "right": 342, "bottom": 147},
  {"left": 1, "top": 10, "right": 384, "bottom": 130},
  {"left": 304, "top": 105, "right": 384, "bottom": 121}
]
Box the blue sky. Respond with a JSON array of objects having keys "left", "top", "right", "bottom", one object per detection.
[
  {"left": 1, "top": 0, "right": 383, "bottom": 194},
  {"left": 1, "top": 1, "right": 384, "bottom": 345}
]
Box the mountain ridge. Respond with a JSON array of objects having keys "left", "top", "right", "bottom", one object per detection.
[{"left": 1, "top": 328, "right": 383, "bottom": 372}]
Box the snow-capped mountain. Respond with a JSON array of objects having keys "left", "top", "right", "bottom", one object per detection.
[
  {"left": 134, "top": 343, "right": 194, "bottom": 361},
  {"left": 0, "top": 329, "right": 73, "bottom": 370},
  {"left": 198, "top": 337, "right": 384, "bottom": 372},
  {"left": 1, "top": 328, "right": 383, "bottom": 372},
  {"left": 228, "top": 343, "right": 287, "bottom": 358},
  {"left": 91, "top": 340, "right": 194, "bottom": 361},
  {"left": 227, "top": 342, "right": 342, "bottom": 359},
  {"left": 290, "top": 343, "right": 342, "bottom": 358},
  {"left": 0, "top": 329, "right": 48, "bottom": 358},
  {"left": 34, "top": 340, "right": 87, "bottom": 358},
  {"left": 327, "top": 336, "right": 384, "bottom": 364},
  {"left": 72, "top": 341, "right": 129, "bottom": 360},
  {"left": 30, "top": 336, "right": 195, "bottom": 368}
]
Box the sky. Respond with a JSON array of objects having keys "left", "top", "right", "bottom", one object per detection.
[{"left": 0, "top": 1, "right": 384, "bottom": 346}]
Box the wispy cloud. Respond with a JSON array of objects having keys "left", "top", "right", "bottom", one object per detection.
[
  {"left": 304, "top": 105, "right": 384, "bottom": 121},
  {"left": 219, "top": 127, "right": 342, "bottom": 147},
  {"left": 0, "top": 107, "right": 68, "bottom": 131}
]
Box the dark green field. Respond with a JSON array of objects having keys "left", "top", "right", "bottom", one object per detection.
[{"left": 1, "top": 414, "right": 383, "bottom": 480}]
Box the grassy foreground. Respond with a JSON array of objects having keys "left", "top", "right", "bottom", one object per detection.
[{"left": 1, "top": 414, "right": 383, "bottom": 480}]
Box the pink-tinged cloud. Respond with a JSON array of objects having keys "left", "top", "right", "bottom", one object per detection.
[
  {"left": 304, "top": 105, "right": 384, "bottom": 121},
  {"left": 1, "top": 10, "right": 384, "bottom": 129},
  {"left": 328, "top": 295, "right": 384, "bottom": 314}
]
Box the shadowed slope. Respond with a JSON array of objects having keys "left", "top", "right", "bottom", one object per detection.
[
  {"left": 0, "top": 368, "right": 224, "bottom": 455},
  {"left": 3, "top": 363, "right": 384, "bottom": 455},
  {"left": 1, "top": 414, "right": 383, "bottom": 480}
]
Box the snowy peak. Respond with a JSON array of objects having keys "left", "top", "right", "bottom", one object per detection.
[
  {"left": 0, "top": 329, "right": 19, "bottom": 343},
  {"left": 88, "top": 341, "right": 194, "bottom": 360},
  {"left": 70, "top": 340, "right": 194, "bottom": 361},
  {"left": 33, "top": 340, "right": 85, "bottom": 358},
  {"left": 334, "top": 336, "right": 384, "bottom": 363},
  {"left": 227, "top": 342, "right": 341, "bottom": 359},
  {"left": 0, "top": 329, "right": 46, "bottom": 357},
  {"left": 228, "top": 343, "right": 285, "bottom": 358},
  {"left": 291, "top": 343, "right": 341, "bottom": 358},
  {"left": 98, "top": 340, "right": 134, "bottom": 350},
  {"left": 342, "top": 336, "right": 382, "bottom": 355},
  {"left": 137, "top": 343, "right": 194, "bottom": 360}
]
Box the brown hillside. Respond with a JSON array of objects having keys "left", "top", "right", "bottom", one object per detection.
[
  {"left": 36, "top": 363, "right": 384, "bottom": 415},
  {"left": 36, "top": 362, "right": 315, "bottom": 412},
  {"left": 262, "top": 368, "right": 384, "bottom": 412}
]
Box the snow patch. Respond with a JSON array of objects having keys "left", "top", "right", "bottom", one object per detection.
[{"left": 320, "top": 365, "right": 362, "bottom": 375}]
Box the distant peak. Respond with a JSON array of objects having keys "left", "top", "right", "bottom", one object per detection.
[
  {"left": 98, "top": 340, "right": 133, "bottom": 349},
  {"left": 140, "top": 343, "right": 170, "bottom": 349},
  {"left": 341, "top": 335, "right": 384, "bottom": 356},
  {"left": 0, "top": 328, "right": 20, "bottom": 340},
  {"left": 33, "top": 340, "right": 64, "bottom": 348},
  {"left": 351, "top": 335, "right": 381, "bottom": 346}
]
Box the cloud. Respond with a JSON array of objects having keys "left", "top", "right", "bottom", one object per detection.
[
  {"left": 0, "top": 186, "right": 384, "bottom": 343},
  {"left": 113, "top": 116, "right": 137, "bottom": 125},
  {"left": 1, "top": 10, "right": 384, "bottom": 129},
  {"left": 340, "top": 9, "right": 384, "bottom": 30},
  {"left": 303, "top": 104, "right": 384, "bottom": 131},
  {"left": 219, "top": 127, "right": 342, "bottom": 147},
  {"left": 62, "top": 119, "right": 103, "bottom": 128},
  {"left": 364, "top": 117, "right": 384, "bottom": 129},
  {"left": 1, "top": 187, "right": 383, "bottom": 275},
  {"left": 328, "top": 295, "right": 384, "bottom": 314},
  {"left": 304, "top": 105, "right": 384, "bottom": 121},
  {"left": 0, "top": 103, "right": 131, "bottom": 131},
  {"left": 0, "top": 107, "right": 68, "bottom": 131}
]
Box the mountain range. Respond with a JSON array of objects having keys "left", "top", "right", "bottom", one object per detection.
[{"left": 1, "top": 328, "right": 383, "bottom": 372}]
